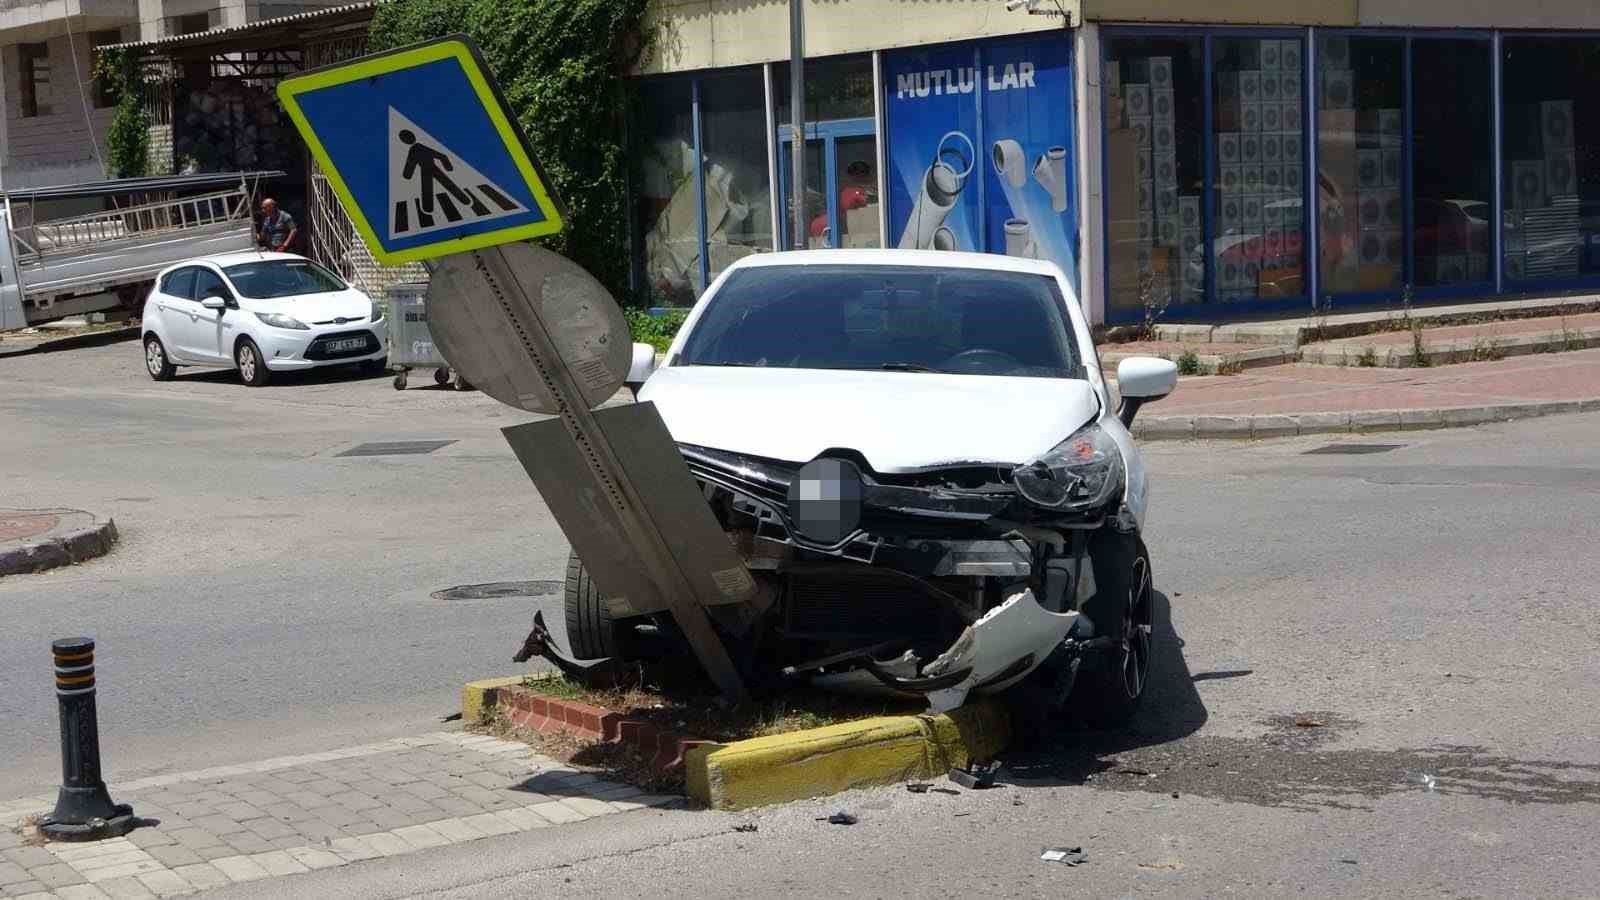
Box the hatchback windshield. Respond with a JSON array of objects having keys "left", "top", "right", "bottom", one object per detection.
[
  {"left": 677, "top": 265, "right": 1083, "bottom": 378},
  {"left": 223, "top": 259, "right": 348, "bottom": 299}
]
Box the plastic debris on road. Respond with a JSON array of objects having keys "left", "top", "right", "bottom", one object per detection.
[{"left": 1041, "top": 847, "right": 1089, "bottom": 866}]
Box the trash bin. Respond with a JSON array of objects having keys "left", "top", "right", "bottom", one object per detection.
[{"left": 385, "top": 283, "right": 469, "bottom": 390}]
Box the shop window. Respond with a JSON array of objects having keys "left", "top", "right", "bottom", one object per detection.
[
  {"left": 774, "top": 55, "right": 874, "bottom": 126},
  {"left": 90, "top": 31, "right": 122, "bottom": 109},
  {"left": 1103, "top": 36, "right": 1202, "bottom": 317},
  {"left": 1502, "top": 37, "right": 1596, "bottom": 283},
  {"left": 699, "top": 69, "right": 774, "bottom": 282},
  {"left": 634, "top": 79, "right": 698, "bottom": 305},
  {"left": 1212, "top": 36, "right": 1305, "bottom": 305},
  {"left": 1411, "top": 39, "right": 1492, "bottom": 288},
  {"left": 1317, "top": 36, "right": 1403, "bottom": 295},
  {"left": 19, "top": 43, "right": 51, "bottom": 119}
]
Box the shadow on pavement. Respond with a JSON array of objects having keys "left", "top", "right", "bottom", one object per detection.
[
  {"left": 178, "top": 362, "right": 393, "bottom": 388},
  {"left": 1002, "top": 590, "right": 1212, "bottom": 787},
  {"left": 0, "top": 325, "right": 139, "bottom": 357}
]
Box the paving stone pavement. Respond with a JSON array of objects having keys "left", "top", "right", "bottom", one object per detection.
[{"left": 0, "top": 732, "right": 679, "bottom": 897}]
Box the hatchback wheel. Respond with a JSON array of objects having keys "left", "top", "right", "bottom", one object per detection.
[
  {"left": 144, "top": 335, "right": 175, "bottom": 381},
  {"left": 236, "top": 338, "right": 270, "bottom": 387},
  {"left": 1069, "top": 529, "right": 1156, "bottom": 729}
]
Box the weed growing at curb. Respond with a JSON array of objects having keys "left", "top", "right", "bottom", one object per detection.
[
  {"left": 1560, "top": 317, "right": 1582, "bottom": 352},
  {"left": 1357, "top": 346, "right": 1378, "bottom": 367},
  {"left": 1309, "top": 294, "right": 1335, "bottom": 345},
  {"left": 1216, "top": 360, "right": 1244, "bottom": 376},
  {"left": 1136, "top": 270, "right": 1173, "bottom": 342},
  {"left": 1399, "top": 284, "right": 1431, "bottom": 368},
  {"left": 1176, "top": 349, "right": 1202, "bottom": 376},
  {"left": 1469, "top": 335, "right": 1506, "bottom": 362}
]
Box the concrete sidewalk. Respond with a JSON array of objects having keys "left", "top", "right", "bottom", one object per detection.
[
  {"left": 0, "top": 509, "right": 118, "bottom": 576},
  {"left": 0, "top": 732, "right": 676, "bottom": 898},
  {"left": 1131, "top": 347, "right": 1600, "bottom": 440}
]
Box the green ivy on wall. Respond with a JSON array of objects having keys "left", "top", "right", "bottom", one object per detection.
[
  {"left": 369, "top": 0, "right": 652, "bottom": 302},
  {"left": 94, "top": 48, "right": 151, "bottom": 179}
]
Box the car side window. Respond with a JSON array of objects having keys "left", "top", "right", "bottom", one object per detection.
[
  {"left": 162, "top": 268, "right": 196, "bottom": 300},
  {"left": 192, "top": 268, "right": 227, "bottom": 301}
]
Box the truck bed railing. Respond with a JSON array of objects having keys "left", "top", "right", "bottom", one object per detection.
[{"left": 14, "top": 188, "right": 253, "bottom": 263}]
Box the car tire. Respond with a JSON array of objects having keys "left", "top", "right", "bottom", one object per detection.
[
  {"left": 236, "top": 338, "right": 270, "bottom": 387},
  {"left": 563, "top": 551, "right": 631, "bottom": 660},
  {"left": 1069, "top": 528, "right": 1156, "bottom": 729},
  {"left": 143, "top": 335, "right": 175, "bottom": 381}
]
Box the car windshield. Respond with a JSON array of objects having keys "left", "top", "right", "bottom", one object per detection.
[
  {"left": 677, "top": 264, "right": 1083, "bottom": 378},
  {"left": 223, "top": 259, "right": 348, "bottom": 299}
]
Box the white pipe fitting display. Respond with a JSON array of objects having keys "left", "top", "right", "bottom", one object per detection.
[
  {"left": 992, "top": 139, "right": 1027, "bottom": 188},
  {"left": 932, "top": 226, "right": 959, "bottom": 251},
  {"left": 1003, "top": 218, "right": 1036, "bottom": 258},
  {"left": 897, "top": 131, "right": 976, "bottom": 250},
  {"left": 1033, "top": 146, "right": 1068, "bottom": 213}
]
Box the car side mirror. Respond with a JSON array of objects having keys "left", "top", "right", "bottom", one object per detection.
[
  {"left": 625, "top": 342, "right": 657, "bottom": 398},
  {"left": 1115, "top": 356, "right": 1178, "bottom": 427},
  {"left": 200, "top": 295, "right": 227, "bottom": 310}
]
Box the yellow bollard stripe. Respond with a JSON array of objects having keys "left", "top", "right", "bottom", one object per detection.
[{"left": 55, "top": 673, "right": 96, "bottom": 686}]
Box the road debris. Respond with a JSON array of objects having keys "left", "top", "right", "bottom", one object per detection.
[
  {"left": 1138, "top": 858, "right": 1184, "bottom": 871},
  {"left": 1040, "top": 847, "right": 1089, "bottom": 866},
  {"left": 950, "top": 760, "right": 1002, "bottom": 790},
  {"left": 821, "top": 811, "right": 858, "bottom": 825},
  {"left": 1294, "top": 716, "right": 1326, "bottom": 728},
  {"left": 907, "top": 782, "right": 932, "bottom": 793},
  {"left": 1418, "top": 774, "right": 1438, "bottom": 792},
  {"left": 734, "top": 823, "right": 758, "bottom": 833}
]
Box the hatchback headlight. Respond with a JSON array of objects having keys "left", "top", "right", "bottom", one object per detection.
[
  {"left": 1011, "top": 422, "right": 1125, "bottom": 511},
  {"left": 369, "top": 299, "right": 385, "bottom": 323},
  {"left": 255, "top": 312, "right": 308, "bottom": 330}
]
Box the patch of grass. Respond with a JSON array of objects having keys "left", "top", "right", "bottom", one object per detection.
[
  {"left": 1175, "top": 350, "right": 1202, "bottom": 376},
  {"left": 1469, "top": 335, "right": 1506, "bottom": 362},
  {"left": 1357, "top": 346, "right": 1378, "bottom": 367},
  {"left": 1399, "top": 283, "right": 1431, "bottom": 369},
  {"left": 1214, "top": 359, "right": 1244, "bottom": 376}
]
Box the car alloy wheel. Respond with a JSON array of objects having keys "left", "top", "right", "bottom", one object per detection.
[
  {"left": 1118, "top": 555, "right": 1154, "bottom": 702},
  {"left": 144, "top": 336, "right": 174, "bottom": 381},
  {"left": 238, "top": 345, "right": 257, "bottom": 381}
]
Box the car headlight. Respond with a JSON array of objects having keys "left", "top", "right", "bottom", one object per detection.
[
  {"left": 255, "top": 312, "right": 309, "bottom": 330},
  {"left": 369, "top": 299, "right": 385, "bottom": 323},
  {"left": 1011, "top": 422, "right": 1125, "bottom": 511}
]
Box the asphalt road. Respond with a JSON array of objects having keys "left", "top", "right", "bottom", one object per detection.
[
  {"left": 0, "top": 330, "right": 570, "bottom": 797},
  {"left": 6, "top": 330, "right": 1600, "bottom": 896}
]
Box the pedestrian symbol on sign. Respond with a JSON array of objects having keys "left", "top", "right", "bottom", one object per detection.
[{"left": 388, "top": 107, "right": 526, "bottom": 239}]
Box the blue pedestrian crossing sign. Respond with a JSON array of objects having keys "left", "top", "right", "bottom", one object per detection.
[{"left": 277, "top": 36, "right": 565, "bottom": 265}]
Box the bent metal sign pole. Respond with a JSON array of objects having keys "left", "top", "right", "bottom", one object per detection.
[{"left": 277, "top": 35, "right": 752, "bottom": 701}]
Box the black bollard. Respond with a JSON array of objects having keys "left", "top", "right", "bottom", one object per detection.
[{"left": 39, "top": 637, "right": 135, "bottom": 841}]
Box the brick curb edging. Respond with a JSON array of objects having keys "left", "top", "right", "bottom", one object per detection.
[
  {"left": 469, "top": 679, "right": 710, "bottom": 778},
  {"left": 0, "top": 514, "right": 118, "bottom": 576},
  {"left": 1134, "top": 398, "right": 1600, "bottom": 441}
]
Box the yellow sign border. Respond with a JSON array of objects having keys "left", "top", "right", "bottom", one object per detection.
[{"left": 276, "top": 37, "right": 564, "bottom": 266}]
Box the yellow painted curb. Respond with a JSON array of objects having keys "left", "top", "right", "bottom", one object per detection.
[
  {"left": 462, "top": 676, "right": 525, "bottom": 724},
  {"left": 685, "top": 700, "right": 1010, "bottom": 810}
]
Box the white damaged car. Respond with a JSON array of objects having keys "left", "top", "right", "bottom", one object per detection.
[{"left": 571, "top": 250, "right": 1176, "bottom": 725}]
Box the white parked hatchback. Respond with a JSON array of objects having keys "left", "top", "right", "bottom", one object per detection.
[{"left": 141, "top": 252, "right": 386, "bottom": 386}]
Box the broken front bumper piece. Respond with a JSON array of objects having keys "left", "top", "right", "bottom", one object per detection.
[{"left": 808, "top": 589, "right": 1082, "bottom": 713}]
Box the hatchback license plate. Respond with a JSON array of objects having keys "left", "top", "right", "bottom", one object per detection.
[{"left": 326, "top": 338, "right": 366, "bottom": 353}]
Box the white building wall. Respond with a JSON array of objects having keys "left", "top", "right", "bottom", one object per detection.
[{"left": 1, "top": 33, "right": 117, "bottom": 188}]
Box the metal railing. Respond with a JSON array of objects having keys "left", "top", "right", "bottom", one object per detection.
[
  {"left": 308, "top": 170, "right": 427, "bottom": 296},
  {"left": 14, "top": 188, "right": 252, "bottom": 261}
]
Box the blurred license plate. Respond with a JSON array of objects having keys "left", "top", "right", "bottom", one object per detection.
[{"left": 327, "top": 338, "right": 366, "bottom": 353}]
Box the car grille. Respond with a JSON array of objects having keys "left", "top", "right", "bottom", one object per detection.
[
  {"left": 783, "top": 566, "right": 957, "bottom": 640},
  {"left": 304, "top": 329, "right": 379, "bottom": 361}
]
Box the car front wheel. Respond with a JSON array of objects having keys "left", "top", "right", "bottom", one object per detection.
[
  {"left": 1069, "top": 528, "right": 1155, "bottom": 729},
  {"left": 236, "top": 338, "right": 270, "bottom": 387},
  {"left": 144, "top": 335, "right": 175, "bottom": 381}
]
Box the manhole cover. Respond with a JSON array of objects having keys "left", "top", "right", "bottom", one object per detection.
[
  {"left": 1304, "top": 443, "right": 1404, "bottom": 455},
  {"left": 338, "top": 440, "right": 457, "bottom": 457},
  {"left": 431, "top": 581, "right": 561, "bottom": 601}
]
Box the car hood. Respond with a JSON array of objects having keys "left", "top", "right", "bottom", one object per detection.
[
  {"left": 239, "top": 290, "right": 371, "bottom": 325},
  {"left": 638, "top": 366, "right": 1101, "bottom": 472}
]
